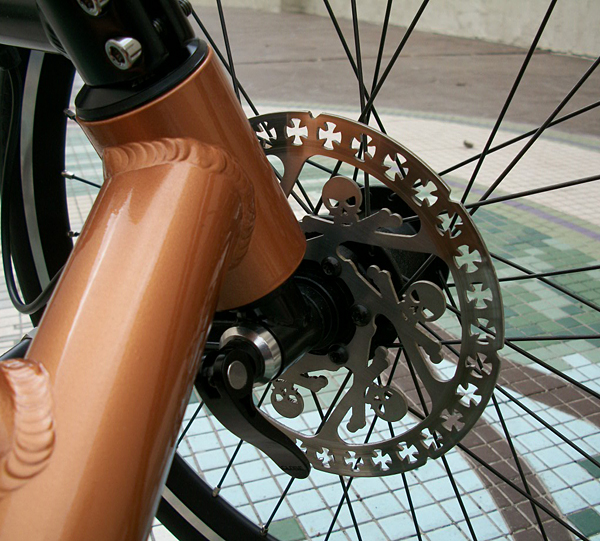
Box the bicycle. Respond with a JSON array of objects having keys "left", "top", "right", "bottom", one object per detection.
[{"left": 0, "top": 1, "right": 599, "bottom": 540}]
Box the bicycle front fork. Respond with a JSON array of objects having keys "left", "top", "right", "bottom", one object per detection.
[{"left": 0, "top": 46, "right": 305, "bottom": 539}]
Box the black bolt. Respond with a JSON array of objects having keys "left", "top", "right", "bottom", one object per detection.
[
  {"left": 321, "top": 256, "right": 342, "bottom": 277},
  {"left": 351, "top": 304, "right": 371, "bottom": 326},
  {"left": 328, "top": 345, "right": 349, "bottom": 365},
  {"left": 153, "top": 19, "right": 164, "bottom": 35}
]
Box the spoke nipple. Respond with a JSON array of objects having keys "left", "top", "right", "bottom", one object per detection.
[
  {"left": 63, "top": 109, "right": 76, "bottom": 120},
  {"left": 62, "top": 170, "right": 75, "bottom": 179},
  {"left": 321, "top": 256, "right": 342, "bottom": 277},
  {"left": 260, "top": 525, "right": 269, "bottom": 536},
  {"left": 328, "top": 345, "right": 348, "bottom": 365},
  {"left": 67, "top": 231, "right": 80, "bottom": 238},
  {"left": 351, "top": 304, "right": 371, "bottom": 326},
  {"left": 212, "top": 486, "right": 221, "bottom": 497}
]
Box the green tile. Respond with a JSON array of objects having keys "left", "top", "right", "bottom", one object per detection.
[
  {"left": 514, "top": 304, "right": 536, "bottom": 316},
  {"left": 568, "top": 508, "right": 600, "bottom": 537},
  {"left": 584, "top": 348, "right": 600, "bottom": 362},
  {"left": 577, "top": 455, "right": 600, "bottom": 479},
  {"left": 544, "top": 358, "right": 571, "bottom": 371},
  {"left": 520, "top": 292, "right": 541, "bottom": 303},
  {"left": 538, "top": 321, "right": 563, "bottom": 333},
  {"left": 268, "top": 518, "right": 306, "bottom": 541}
]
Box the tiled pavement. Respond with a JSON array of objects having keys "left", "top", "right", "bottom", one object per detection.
[{"left": 2, "top": 8, "right": 599, "bottom": 541}]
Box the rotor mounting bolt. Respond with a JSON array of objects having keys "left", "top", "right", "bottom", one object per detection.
[
  {"left": 328, "top": 345, "right": 349, "bottom": 365},
  {"left": 105, "top": 38, "right": 142, "bottom": 70},
  {"left": 77, "top": 0, "right": 109, "bottom": 16},
  {"left": 321, "top": 256, "right": 342, "bottom": 277},
  {"left": 351, "top": 304, "right": 371, "bottom": 326}
]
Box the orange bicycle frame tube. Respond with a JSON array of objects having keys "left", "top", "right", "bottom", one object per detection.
[{"left": 0, "top": 47, "right": 305, "bottom": 539}]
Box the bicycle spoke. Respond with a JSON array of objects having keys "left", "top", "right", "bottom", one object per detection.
[
  {"left": 434, "top": 284, "right": 600, "bottom": 474},
  {"left": 176, "top": 401, "right": 204, "bottom": 448},
  {"left": 290, "top": 189, "right": 313, "bottom": 215},
  {"left": 491, "top": 394, "right": 549, "bottom": 540},
  {"left": 497, "top": 263, "right": 600, "bottom": 283},
  {"left": 460, "top": 0, "right": 557, "bottom": 204},
  {"left": 495, "top": 386, "right": 600, "bottom": 472},
  {"left": 474, "top": 55, "right": 600, "bottom": 208},
  {"left": 317, "top": 371, "right": 353, "bottom": 432},
  {"left": 320, "top": 0, "right": 397, "bottom": 136},
  {"left": 439, "top": 100, "right": 600, "bottom": 176},
  {"left": 311, "top": 390, "right": 363, "bottom": 541},
  {"left": 492, "top": 252, "right": 600, "bottom": 313},
  {"left": 191, "top": 8, "right": 259, "bottom": 115},
  {"left": 261, "top": 477, "right": 294, "bottom": 533},
  {"left": 402, "top": 471, "right": 423, "bottom": 541},
  {"left": 404, "top": 346, "right": 478, "bottom": 540},
  {"left": 445, "top": 302, "right": 600, "bottom": 401},
  {"left": 214, "top": 384, "right": 272, "bottom": 491},
  {"left": 325, "top": 418, "right": 379, "bottom": 541},
  {"left": 215, "top": 0, "right": 240, "bottom": 100},
  {"left": 372, "top": 0, "right": 394, "bottom": 93},
  {"left": 350, "top": 0, "right": 370, "bottom": 217},
  {"left": 61, "top": 170, "right": 102, "bottom": 189},
  {"left": 295, "top": 179, "right": 317, "bottom": 215},
  {"left": 458, "top": 440, "right": 591, "bottom": 541},
  {"left": 405, "top": 403, "right": 592, "bottom": 541},
  {"left": 442, "top": 334, "right": 600, "bottom": 344},
  {"left": 466, "top": 173, "right": 600, "bottom": 209},
  {"left": 359, "top": 0, "right": 431, "bottom": 123}
]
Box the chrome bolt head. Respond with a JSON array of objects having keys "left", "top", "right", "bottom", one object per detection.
[
  {"left": 105, "top": 38, "right": 142, "bottom": 70},
  {"left": 77, "top": 0, "right": 109, "bottom": 16}
]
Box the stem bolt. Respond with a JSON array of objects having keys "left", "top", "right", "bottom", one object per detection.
[
  {"left": 77, "top": 0, "right": 109, "bottom": 16},
  {"left": 321, "top": 256, "right": 341, "bottom": 277},
  {"left": 351, "top": 304, "right": 371, "bottom": 326},
  {"left": 328, "top": 345, "right": 349, "bottom": 365},
  {"left": 105, "top": 38, "right": 142, "bottom": 70}
]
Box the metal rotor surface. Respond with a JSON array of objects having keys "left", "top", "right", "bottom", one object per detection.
[{"left": 250, "top": 112, "right": 504, "bottom": 476}]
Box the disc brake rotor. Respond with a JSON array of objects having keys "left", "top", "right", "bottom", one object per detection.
[{"left": 249, "top": 112, "right": 504, "bottom": 477}]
